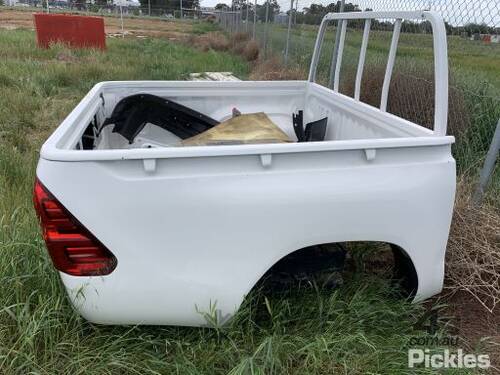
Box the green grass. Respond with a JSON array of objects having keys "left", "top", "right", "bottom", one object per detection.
[
  {"left": 192, "top": 21, "right": 221, "bottom": 35},
  {"left": 0, "top": 29, "right": 248, "bottom": 151},
  {"left": 0, "top": 28, "right": 484, "bottom": 374}
]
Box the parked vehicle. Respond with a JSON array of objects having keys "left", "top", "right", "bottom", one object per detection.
[{"left": 33, "top": 11, "right": 455, "bottom": 326}]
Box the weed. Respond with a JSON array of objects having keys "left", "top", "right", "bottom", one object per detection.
[{"left": 249, "top": 57, "right": 307, "bottom": 80}]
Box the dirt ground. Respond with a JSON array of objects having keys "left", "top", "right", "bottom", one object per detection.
[
  {"left": 0, "top": 9, "right": 192, "bottom": 40},
  {"left": 443, "top": 292, "right": 500, "bottom": 368}
]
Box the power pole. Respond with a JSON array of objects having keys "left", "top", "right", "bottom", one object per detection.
[
  {"left": 180, "top": 0, "right": 183, "bottom": 18},
  {"left": 148, "top": 0, "right": 151, "bottom": 16}
]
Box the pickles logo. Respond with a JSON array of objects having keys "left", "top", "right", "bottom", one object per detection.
[{"left": 408, "top": 349, "right": 490, "bottom": 369}]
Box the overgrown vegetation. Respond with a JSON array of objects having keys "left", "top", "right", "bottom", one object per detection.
[
  {"left": 189, "top": 31, "right": 260, "bottom": 61},
  {"left": 0, "top": 17, "right": 499, "bottom": 374}
]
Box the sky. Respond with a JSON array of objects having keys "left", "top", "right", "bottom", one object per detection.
[{"left": 199, "top": 0, "right": 499, "bottom": 26}]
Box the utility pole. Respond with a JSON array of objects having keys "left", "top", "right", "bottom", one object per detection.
[
  {"left": 284, "top": 0, "right": 294, "bottom": 65},
  {"left": 180, "top": 0, "right": 183, "bottom": 18},
  {"left": 148, "top": 0, "right": 151, "bottom": 16}
]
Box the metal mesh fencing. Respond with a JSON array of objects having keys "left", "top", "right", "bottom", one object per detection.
[
  {"left": 217, "top": 0, "right": 499, "bottom": 171},
  {"left": 2, "top": 2, "right": 202, "bottom": 19},
  {"left": 1, "top": 1, "right": 498, "bottom": 171}
]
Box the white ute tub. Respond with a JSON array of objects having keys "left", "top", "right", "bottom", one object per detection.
[{"left": 34, "top": 11, "right": 455, "bottom": 326}]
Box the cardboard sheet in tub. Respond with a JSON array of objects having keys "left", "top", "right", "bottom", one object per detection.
[{"left": 182, "top": 112, "right": 292, "bottom": 146}]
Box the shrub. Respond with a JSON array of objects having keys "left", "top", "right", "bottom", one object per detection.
[
  {"left": 193, "top": 32, "right": 229, "bottom": 52},
  {"left": 242, "top": 40, "right": 259, "bottom": 61},
  {"left": 249, "top": 57, "right": 307, "bottom": 80}
]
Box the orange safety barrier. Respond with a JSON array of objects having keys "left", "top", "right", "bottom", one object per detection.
[{"left": 33, "top": 13, "right": 106, "bottom": 50}]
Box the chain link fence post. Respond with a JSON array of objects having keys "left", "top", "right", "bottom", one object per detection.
[
  {"left": 246, "top": 1, "right": 249, "bottom": 33},
  {"left": 284, "top": 0, "right": 294, "bottom": 65},
  {"left": 253, "top": 0, "right": 257, "bottom": 39},
  {"left": 328, "top": 0, "right": 345, "bottom": 88},
  {"left": 473, "top": 120, "right": 500, "bottom": 206},
  {"left": 264, "top": 0, "right": 269, "bottom": 59}
]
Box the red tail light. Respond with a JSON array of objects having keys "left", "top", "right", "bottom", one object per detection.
[{"left": 33, "top": 178, "right": 117, "bottom": 276}]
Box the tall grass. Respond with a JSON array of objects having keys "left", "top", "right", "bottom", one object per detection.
[{"left": 0, "top": 29, "right": 480, "bottom": 374}]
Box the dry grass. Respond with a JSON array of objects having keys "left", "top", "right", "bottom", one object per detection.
[
  {"left": 444, "top": 291, "right": 499, "bottom": 357},
  {"left": 339, "top": 66, "right": 472, "bottom": 136},
  {"left": 249, "top": 57, "right": 307, "bottom": 80},
  {"left": 241, "top": 40, "right": 260, "bottom": 61},
  {"left": 445, "top": 179, "right": 500, "bottom": 313},
  {"left": 189, "top": 31, "right": 304, "bottom": 76},
  {"left": 189, "top": 31, "right": 260, "bottom": 62},
  {"left": 190, "top": 31, "right": 230, "bottom": 52},
  {"left": 230, "top": 31, "right": 250, "bottom": 44},
  {"left": 228, "top": 32, "right": 249, "bottom": 54}
]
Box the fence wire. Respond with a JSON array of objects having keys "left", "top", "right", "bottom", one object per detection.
[
  {"left": 217, "top": 0, "right": 499, "bottom": 172},
  {"left": 1, "top": 0, "right": 498, "bottom": 172}
]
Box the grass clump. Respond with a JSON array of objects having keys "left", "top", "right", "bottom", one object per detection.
[
  {"left": 189, "top": 31, "right": 261, "bottom": 62},
  {"left": 249, "top": 57, "right": 307, "bottom": 80},
  {"left": 445, "top": 178, "right": 500, "bottom": 312},
  {"left": 191, "top": 31, "right": 231, "bottom": 52}
]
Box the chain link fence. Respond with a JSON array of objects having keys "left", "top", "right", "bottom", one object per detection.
[
  {"left": 1, "top": 2, "right": 201, "bottom": 19},
  {"left": 1, "top": 0, "right": 498, "bottom": 174},
  {"left": 217, "top": 0, "right": 499, "bottom": 174}
]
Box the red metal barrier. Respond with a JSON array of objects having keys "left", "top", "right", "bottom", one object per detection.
[{"left": 34, "top": 13, "right": 106, "bottom": 50}]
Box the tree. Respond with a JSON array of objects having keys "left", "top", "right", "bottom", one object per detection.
[
  {"left": 256, "top": 0, "right": 279, "bottom": 22},
  {"left": 296, "top": 2, "right": 360, "bottom": 25},
  {"left": 95, "top": 0, "right": 109, "bottom": 7},
  {"left": 73, "top": 0, "right": 87, "bottom": 10},
  {"left": 215, "top": 3, "right": 229, "bottom": 10},
  {"left": 231, "top": 0, "right": 245, "bottom": 10},
  {"left": 463, "top": 22, "right": 493, "bottom": 35},
  {"left": 138, "top": 0, "right": 200, "bottom": 15}
]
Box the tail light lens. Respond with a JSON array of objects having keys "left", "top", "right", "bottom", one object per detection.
[{"left": 33, "top": 178, "right": 117, "bottom": 276}]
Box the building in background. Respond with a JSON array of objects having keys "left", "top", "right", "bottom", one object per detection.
[
  {"left": 274, "top": 12, "right": 288, "bottom": 25},
  {"left": 113, "top": 0, "right": 140, "bottom": 7}
]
